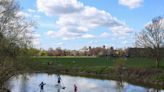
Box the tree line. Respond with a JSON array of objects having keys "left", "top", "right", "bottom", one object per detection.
[{"left": 29, "top": 46, "right": 128, "bottom": 57}]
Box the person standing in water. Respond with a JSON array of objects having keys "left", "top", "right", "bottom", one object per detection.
[
  {"left": 39, "top": 81, "right": 46, "bottom": 92},
  {"left": 57, "top": 74, "right": 61, "bottom": 84},
  {"left": 74, "top": 84, "right": 77, "bottom": 92},
  {"left": 56, "top": 74, "right": 66, "bottom": 90}
]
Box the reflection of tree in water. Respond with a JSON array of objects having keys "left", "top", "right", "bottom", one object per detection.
[
  {"left": 19, "top": 74, "right": 29, "bottom": 92},
  {"left": 115, "top": 80, "right": 124, "bottom": 92},
  {"left": 147, "top": 89, "right": 160, "bottom": 92}
]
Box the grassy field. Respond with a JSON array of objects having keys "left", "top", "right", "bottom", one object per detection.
[
  {"left": 32, "top": 56, "right": 164, "bottom": 69},
  {"left": 29, "top": 56, "right": 164, "bottom": 78}
]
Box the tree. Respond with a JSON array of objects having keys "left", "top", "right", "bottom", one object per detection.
[
  {"left": 0, "top": 0, "right": 34, "bottom": 89},
  {"left": 109, "top": 46, "right": 114, "bottom": 57},
  {"left": 135, "top": 16, "right": 164, "bottom": 68},
  {"left": 39, "top": 50, "right": 48, "bottom": 56},
  {"left": 55, "top": 47, "right": 63, "bottom": 56},
  {"left": 28, "top": 48, "right": 40, "bottom": 56},
  {"left": 47, "top": 48, "right": 55, "bottom": 56}
]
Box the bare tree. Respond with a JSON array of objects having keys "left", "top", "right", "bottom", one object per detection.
[
  {"left": 0, "top": 0, "right": 34, "bottom": 90},
  {"left": 135, "top": 16, "right": 164, "bottom": 68}
]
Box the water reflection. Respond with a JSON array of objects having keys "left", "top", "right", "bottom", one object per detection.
[
  {"left": 5, "top": 73, "right": 164, "bottom": 92},
  {"left": 115, "top": 80, "right": 124, "bottom": 92}
]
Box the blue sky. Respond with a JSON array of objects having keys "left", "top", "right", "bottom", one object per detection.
[{"left": 18, "top": 0, "right": 164, "bottom": 50}]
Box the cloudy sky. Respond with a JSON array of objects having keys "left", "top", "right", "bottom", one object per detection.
[{"left": 18, "top": 0, "right": 164, "bottom": 50}]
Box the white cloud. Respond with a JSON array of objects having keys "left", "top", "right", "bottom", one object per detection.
[
  {"left": 40, "top": 0, "right": 133, "bottom": 40},
  {"left": 46, "top": 30, "right": 54, "bottom": 37},
  {"left": 111, "top": 25, "right": 132, "bottom": 36},
  {"left": 46, "top": 30, "right": 95, "bottom": 40},
  {"left": 145, "top": 18, "right": 164, "bottom": 30},
  {"left": 55, "top": 6, "right": 132, "bottom": 39},
  {"left": 119, "top": 0, "right": 143, "bottom": 9},
  {"left": 24, "top": 21, "right": 39, "bottom": 45},
  {"left": 17, "top": 10, "right": 41, "bottom": 21},
  {"left": 32, "top": 38, "right": 40, "bottom": 46},
  {"left": 31, "top": 33, "right": 41, "bottom": 47},
  {"left": 56, "top": 42, "right": 63, "bottom": 45},
  {"left": 121, "top": 40, "right": 133, "bottom": 47},
  {"left": 46, "top": 30, "right": 80, "bottom": 40},
  {"left": 16, "top": 11, "right": 31, "bottom": 17},
  {"left": 160, "top": 18, "right": 164, "bottom": 30},
  {"left": 28, "top": 9, "right": 36, "bottom": 13},
  {"left": 39, "top": 22, "right": 56, "bottom": 29},
  {"left": 33, "top": 15, "right": 41, "bottom": 19},
  {"left": 37, "top": 0, "right": 84, "bottom": 16},
  {"left": 88, "top": 40, "right": 98, "bottom": 44},
  {"left": 122, "top": 40, "right": 128, "bottom": 44},
  {"left": 81, "top": 34, "right": 96, "bottom": 39},
  {"left": 99, "top": 32, "right": 110, "bottom": 38},
  {"left": 56, "top": 6, "right": 125, "bottom": 30}
]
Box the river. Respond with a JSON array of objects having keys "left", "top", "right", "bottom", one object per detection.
[{"left": 5, "top": 73, "right": 164, "bottom": 92}]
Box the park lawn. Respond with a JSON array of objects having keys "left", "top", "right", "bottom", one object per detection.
[
  {"left": 31, "top": 57, "right": 114, "bottom": 70},
  {"left": 31, "top": 56, "right": 164, "bottom": 69}
]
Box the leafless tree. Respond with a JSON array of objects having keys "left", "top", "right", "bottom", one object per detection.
[{"left": 135, "top": 16, "right": 164, "bottom": 68}]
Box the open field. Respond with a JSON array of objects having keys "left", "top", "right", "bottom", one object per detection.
[{"left": 31, "top": 56, "right": 164, "bottom": 69}]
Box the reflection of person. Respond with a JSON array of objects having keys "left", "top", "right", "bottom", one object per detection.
[
  {"left": 39, "top": 82, "right": 46, "bottom": 92},
  {"left": 57, "top": 88, "right": 61, "bottom": 92},
  {"left": 74, "top": 84, "right": 77, "bottom": 92}
]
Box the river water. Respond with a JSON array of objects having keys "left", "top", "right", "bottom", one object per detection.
[{"left": 5, "top": 73, "right": 164, "bottom": 92}]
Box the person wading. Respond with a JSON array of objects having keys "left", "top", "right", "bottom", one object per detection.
[
  {"left": 74, "top": 84, "right": 77, "bottom": 92},
  {"left": 57, "top": 74, "right": 61, "bottom": 85},
  {"left": 39, "top": 81, "right": 46, "bottom": 92}
]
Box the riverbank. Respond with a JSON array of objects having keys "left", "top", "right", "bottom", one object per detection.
[{"left": 23, "top": 56, "right": 164, "bottom": 89}]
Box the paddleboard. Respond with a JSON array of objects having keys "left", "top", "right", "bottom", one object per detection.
[{"left": 55, "top": 84, "right": 66, "bottom": 89}]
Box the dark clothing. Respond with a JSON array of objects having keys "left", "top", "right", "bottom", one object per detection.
[
  {"left": 74, "top": 84, "right": 77, "bottom": 92},
  {"left": 57, "top": 75, "right": 61, "bottom": 84},
  {"left": 40, "top": 85, "right": 44, "bottom": 90},
  {"left": 39, "top": 82, "right": 46, "bottom": 90},
  {"left": 58, "top": 80, "right": 61, "bottom": 84}
]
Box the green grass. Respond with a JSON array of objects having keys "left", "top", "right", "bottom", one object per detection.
[
  {"left": 125, "top": 57, "right": 164, "bottom": 68},
  {"left": 31, "top": 56, "right": 164, "bottom": 69},
  {"left": 32, "top": 57, "right": 114, "bottom": 70}
]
